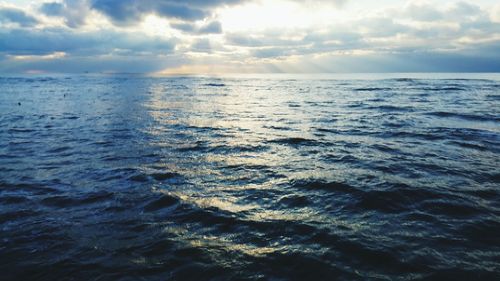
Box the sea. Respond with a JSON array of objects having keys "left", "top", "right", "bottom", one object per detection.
[{"left": 1, "top": 73, "right": 499, "bottom": 280}]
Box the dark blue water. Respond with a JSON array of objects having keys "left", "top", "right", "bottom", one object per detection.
[{"left": 1, "top": 74, "right": 499, "bottom": 280}]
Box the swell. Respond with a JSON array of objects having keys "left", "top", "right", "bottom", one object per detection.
[
  {"left": 267, "top": 137, "right": 320, "bottom": 146},
  {"left": 425, "top": 111, "right": 500, "bottom": 122},
  {"left": 136, "top": 191, "right": 451, "bottom": 279},
  {"left": 286, "top": 178, "right": 489, "bottom": 217}
]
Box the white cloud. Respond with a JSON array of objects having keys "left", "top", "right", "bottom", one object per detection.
[{"left": 491, "top": 4, "right": 500, "bottom": 23}]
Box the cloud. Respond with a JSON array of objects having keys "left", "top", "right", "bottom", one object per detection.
[
  {"left": 91, "top": 0, "right": 204, "bottom": 24},
  {"left": 220, "top": 1, "right": 500, "bottom": 66},
  {"left": 191, "top": 38, "right": 212, "bottom": 52},
  {"left": 0, "top": 28, "right": 175, "bottom": 56},
  {"left": 404, "top": 1, "right": 444, "bottom": 21},
  {"left": 1, "top": 53, "right": 186, "bottom": 73},
  {"left": 449, "top": 1, "right": 482, "bottom": 18},
  {"left": 289, "top": 0, "right": 348, "bottom": 8},
  {"left": 39, "top": 0, "right": 243, "bottom": 30},
  {"left": 170, "top": 22, "right": 196, "bottom": 33},
  {"left": 357, "top": 17, "right": 409, "bottom": 38},
  {"left": 251, "top": 47, "right": 295, "bottom": 58},
  {"left": 225, "top": 32, "right": 308, "bottom": 48},
  {"left": 39, "top": 2, "right": 64, "bottom": 16},
  {"left": 262, "top": 44, "right": 500, "bottom": 73},
  {"left": 0, "top": 7, "right": 38, "bottom": 27},
  {"left": 90, "top": 0, "right": 248, "bottom": 25},
  {"left": 402, "top": 1, "right": 484, "bottom": 23},
  {"left": 491, "top": 4, "right": 500, "bottom": 23},
  {"left": 198, "top": 21, "right": 222, "bottom": 34},
  {"left": 0, "top": 26, "right": 180, "bottom": 73},
  {"left": 40, "top": 0, "right": 91, "bottom": 28},
  {"left": 171, "top": 20, "right": 223, "bottom": 34}
]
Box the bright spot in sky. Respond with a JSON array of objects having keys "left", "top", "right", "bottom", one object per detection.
[
  {"left": 140, "top": 15, "right": 174, "bottom": 37},
  {"left": 218, "top": 0, "right": 341, "bottom": 31}
]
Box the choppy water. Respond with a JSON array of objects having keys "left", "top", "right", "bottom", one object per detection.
[{"left": 1, "top": 74, "right": 499, "bottom": 280}]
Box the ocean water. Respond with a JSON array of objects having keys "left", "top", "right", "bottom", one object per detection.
[{"left": 0, "top": 74, "right": 499, "bottom": 280}]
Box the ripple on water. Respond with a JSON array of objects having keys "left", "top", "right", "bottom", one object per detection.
[{"left": 268, "top": 137, "right": 320, "bottom": 146}]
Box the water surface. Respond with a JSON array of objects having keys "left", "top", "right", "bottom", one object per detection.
[{"left": 1, "top": 74, "right": 499, "bottom": 280}]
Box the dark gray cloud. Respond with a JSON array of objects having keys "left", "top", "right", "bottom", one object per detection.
[
  {"left": 449, "top": 1, "right": 482, "bottom": 18},
  {"left": 227, "top": 27, "right": 365, "bottom": 55},
  {"left": 226, "top": 33, "right": 309, "bottom": 48},
  {"left": 225, "top": 34, "right": 266, "bottom": 47},
  {"left": 0, "top": 7, "right": 38, "bottom": 27},
  {"left": 0, "top": 28, "right": 175, "bottom": 56},
  {"left": 282, "top": 44, "right": 500, "bottom": 73},
  {"left": 170, "top": 22, "right": 196, "bottom": 33},
  {"left": 404, "top": 2, "right": 444, "bottom": 21},
  {"left": 91, "top": 0, "right": 204, "bottom": 24},
  {"left": 1, "top": 53, "right": 186, "bottom": 73},
  {"left": 404, "top": 1, "right": 483, "bottom": 22},
  {"left": 40, "top": 0, "right": 91, "bottom": 28},
  {"left": 198, "top": 21, "right": 222, "bottom": 34},
  {"left": 0, "top": 26, "right": 179, "bottom": 73},
  {"left": 90, "top": 0, "right": 247, "bottom": 25},
  {"left": 40, "top": 2, "right": 64, "bottom": 16},
  {"left": 39, "top": 0, "right": 244, "bottom": 30},
  {"left": 191, "top": 38, "right": 212, "bottom": 52},
  {"left": 171, "top": 21, "right": 223, "bottom": 34},
  {"left": 252, "top": 47, "right": 296, "bottom": 58},
  {"left": 357, "top": 17, "right": 409, "bottom": 38}
]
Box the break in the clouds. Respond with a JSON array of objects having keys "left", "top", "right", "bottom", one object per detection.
[{"left": 1, "top": 0, "right": 500, "bottom": 73}]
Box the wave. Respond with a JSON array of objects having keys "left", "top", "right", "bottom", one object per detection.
[
  {"left": 277, "top": 194, "right": 311, "bottom": 208},
  {"left": 203, "top": 83, "right": 226, "bottom": 87},
  {"left": 129, "top": 172, "right": 182, "bottom": 182},
  {"left": 354, "top": 87, "right": 393, "bottom": 92},
  {"left": 290, "top": 179, "right": 360, "bottom": 195},
  {"left": 263, "top": 125, "right": 294, "bottom": 131},
  {"left": 367, "top": 105, "right": 415, "bottom": 112},
  {"left": 268, "top": 137, "right": 319, "bottom": 146},
  {"left": 425, "top": 111, "right": 499, "bottom": 122},
  {"left": 143, "top": 193, "right": 180, "bottom": 212}
]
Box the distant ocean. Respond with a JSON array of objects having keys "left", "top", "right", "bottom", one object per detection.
[{"left": 1, "top": 74, "right": 499, "bottom": 280}]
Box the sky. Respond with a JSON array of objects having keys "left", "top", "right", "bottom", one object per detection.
[{"left": 0, "top": 0, "right": 499, "bottom": 74}]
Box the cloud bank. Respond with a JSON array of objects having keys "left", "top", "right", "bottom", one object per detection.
[{"left": 0, "top": 0, "right": 499, "bottom": 73}]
